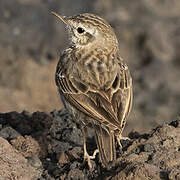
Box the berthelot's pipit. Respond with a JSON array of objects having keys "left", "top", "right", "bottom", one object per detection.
[{"left": 52, "top": 12, "right": 133, "bottom": 168}]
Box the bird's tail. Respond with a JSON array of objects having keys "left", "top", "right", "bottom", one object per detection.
[{"left": 94, "top": 124, "right": 116, "bottom": 167}]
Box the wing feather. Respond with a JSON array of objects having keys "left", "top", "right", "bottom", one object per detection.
[{"left": 55, "top": 53, "right": 133, "bottom": 130}]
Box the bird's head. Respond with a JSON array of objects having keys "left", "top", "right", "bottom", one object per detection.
[{"left": 52, "top": 12, "right": 118, "bottom": 49}]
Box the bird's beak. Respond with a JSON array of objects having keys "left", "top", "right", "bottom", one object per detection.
[{"left": 51, "top": 12, "right": 67, "bottom": 25}]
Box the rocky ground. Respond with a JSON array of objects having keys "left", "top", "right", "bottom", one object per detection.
[{"left": 0, "top": 110, "right": 180, "bottom": 180}]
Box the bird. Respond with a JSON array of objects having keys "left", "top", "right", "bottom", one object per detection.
[{"left": 52, "top": 12, "right": 133, "bottom": 169}]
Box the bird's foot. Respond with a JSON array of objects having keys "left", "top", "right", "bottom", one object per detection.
[
  {"left": 83, "top": 149, "right": 99, "bottom": 169},
  {"left": 117, "top": 135, "right": 130, "bottom": 148},
  {"left": 120, "top": 136, "right": 130, "bottom": 141}
]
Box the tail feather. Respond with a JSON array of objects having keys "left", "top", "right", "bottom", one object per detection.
[{"left": 94, "top": 124, "right": 116, "bottom": 167}]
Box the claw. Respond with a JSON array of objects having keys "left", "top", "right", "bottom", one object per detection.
[
  {"left": 84, "top": 149, "right": 99, "bottom": 169},
  {"left": 116, "top": 134, "right": 130, "bottom": 148},
  {"left": 120, "top": 136, "right": 130, "bottom": 141},
  {"left": 82, "top": 126, "right": 99, "bottom": 169}
]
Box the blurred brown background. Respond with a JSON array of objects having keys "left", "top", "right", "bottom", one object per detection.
[{"left": 0, "top": 0, "right": 180, "bottom": 134}]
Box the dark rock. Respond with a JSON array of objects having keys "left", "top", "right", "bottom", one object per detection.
[
  {"left": 68, "top": 147, "right": 82, "bottom": 160},
  {"left": 49, "top": 139, "right": 71, "bottom": 153},
  {"left": 27, "top": 155, "right": 42, "bottom": 169},
  {"left": 68, "top": 169, "right": 86, "bottom": 180},
  {"left": 0, "top": 126, "right": 21, "bottom": 140},
  {"left": 50, "top": 110, "right": 82, "bottom": 146},
  {"left": 144, "top": 143, "right": 155, "bottom": 152},
  {"left": 57, "top": 151, "right": 69, "bottom": 165},
  {"left": 169, "top": 119, "right": 179, "bottom": 128}
]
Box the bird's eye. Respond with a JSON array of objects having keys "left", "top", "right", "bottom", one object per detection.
[{"left": 77, "top": 27, "right": 85, "bottom": 34}]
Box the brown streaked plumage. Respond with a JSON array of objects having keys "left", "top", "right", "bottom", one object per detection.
[{"left": 52, "top": 12, "right": 133, "bottom": 168}]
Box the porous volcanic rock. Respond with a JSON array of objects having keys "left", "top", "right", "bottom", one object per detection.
[
  {"left": 1, "top": 0, "right": 180, "bottom": 136},
  {"left": 0, "top": 110, "right": 180, "bottom": 179}
]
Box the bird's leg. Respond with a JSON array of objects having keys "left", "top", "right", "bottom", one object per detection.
[{"left": 81, "top": 126, "right": 99, "bottom": 169}]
